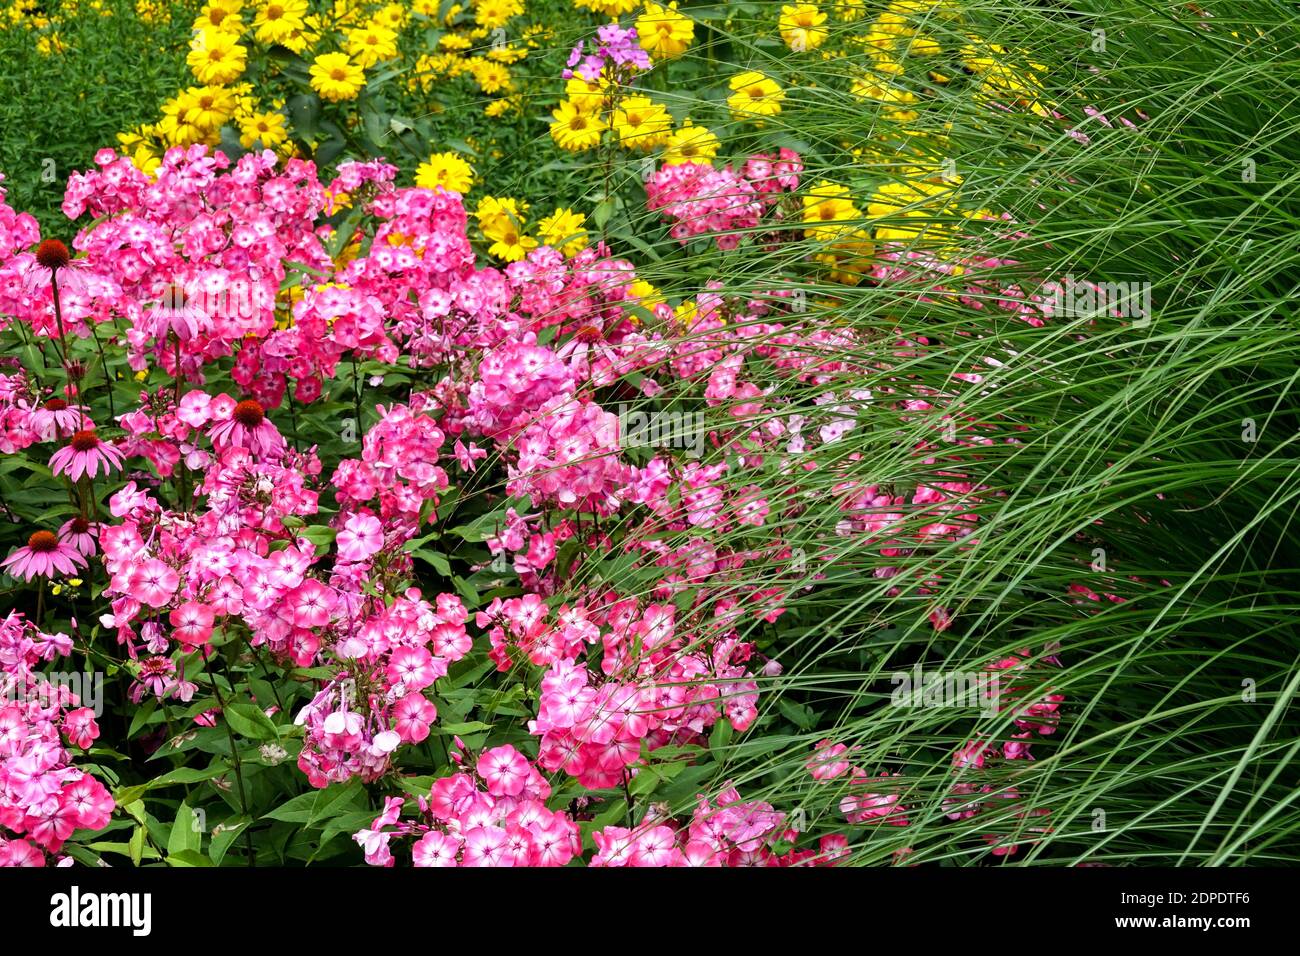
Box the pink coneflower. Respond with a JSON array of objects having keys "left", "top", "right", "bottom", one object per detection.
[
  {"left": 58, "top": 516, "right": 99, "bottom": 556},
  {"left": 35, "top": 239, "right": 70, "bottom": 270},
  {"left": 555, "top": 320, "right": 623, "bottom": 381},
  {"left": 1, "top": 530, "right": 88, "bottom": 581},
  {"left": 49, "top": 429, "right": 125, "bottom": 481},
  {"left": 131, "top": 655, "right": 176, "bottom": 703},
  {"left": 208, "top": 399, "right": 285, "bottom": 457},
  {"left": 147, "top": 284, "right": 210, "bottom": 343},
  {"left": 24, "top": 239, "right": 93, "bottom": 296},
  {"left": 30, "top": 397, "right": 87, "bottom": 441}
]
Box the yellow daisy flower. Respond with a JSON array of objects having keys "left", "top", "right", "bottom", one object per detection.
[
  {"left": 415, "top": 151, "right": 476, "bottom": 194},
  {"left": 728, "top": 71, "right": 785, "bottom": 120},
  {"left": 187, "top": 29, "right": 248, "bottom": 86},
  {"left": 636, "top": 1, "right": 694, "bottom": 59},
  {"left": 537, "top": 207, "right": 589, "bottom": 257},
  {"left": 550, "top": 99, "right": 605, "bottom": 152},
  {"left": 610, "top": 95, "right": 672, "bottom": 151},
  {"left": 779, "top": 3, "right": 828, "bottom": 52},
  {"left": 309, "top": 51, "right": 365, "bottom": 102}
]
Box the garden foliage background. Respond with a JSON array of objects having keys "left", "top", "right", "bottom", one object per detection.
[{"left": 0, "top": 0, "right": 1298, "bottom": 867}]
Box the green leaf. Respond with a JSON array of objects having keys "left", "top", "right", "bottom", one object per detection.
[
  {"left": 297, "top": 525, "right": 338, "bottom": 548},
  {"left": 263, "top": 779, "right": 364, "bottom": 824},
  {"left": 629, "top": 766, "right": 662, "bottom": 797},
  {"left": 168, "top": 801, "right": 203, "bottom": 857},
  {"left": 438, "top": 720, "right": 494, "bottom": 735},
  {"left": 223, "top": 702, "right": 280, "bottom": 741},
  {"left": 709, "top": 718, "right": 733, "bottom": 753},
  {"left": 120, "top": 799, "right": 148, "bottom": 824},
  {"left": 129, "top": 825, "right": 145, "bottom": 866},
  {"left": 410, "top": 548, "right": 452, "bottom": 576},
  {"left": 167, "top": 849, "right": 214, "bottom": 867},
  {"left": 209, "top": 817, "right": 251, "bottom": 867},
  {"left": 127, "top": 699, "right": 158, "bottom": 738},
  {"left": 778, "top": 699, "right": 817, "bottom": 730},
  {"left": 592, "top": 196, "right": 617, "bottom": 230}
]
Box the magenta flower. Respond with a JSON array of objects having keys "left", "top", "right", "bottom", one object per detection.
[
  {"left": 393, "top": 694, "right": 437, "bottom": 743},
  {"left": 285, "top": 578, "right": 336, "bottom": 629},
  {"left": 63, "top": 707, "right": 100, "bottom": 750},
  {"left": 1, "top": 530, "right": 88, "bottom": 581},
  {"left": 49, "top": 429, "right": 125, "bottom": 481},
  {"left": 386, "top": 646, "right": 438, "bottom": 692},
  {"left": 412, "top": 831, "right": 462, "bottom": 867},
  {"left": 477, "top": 744, "right": 532, "bottom": 797}
]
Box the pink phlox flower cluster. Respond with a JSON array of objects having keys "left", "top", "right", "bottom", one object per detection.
[
  {"left": 0, "top": 612, "right": 112, "bottom": 866},
  {"left": 646, "top": 154, "right": 799, "bottom": 251},
  {"left": 507, "top": 395, "right": 628, "bottom": 514},
  {"left": 0, "top": 177, "right": 42, "bottom": 334},
  {"left": 591, "top": 783, "right": 820, "bottom": 867},
  {"left": 354, "top": 744, "right": 580, "bottom": 866},
  {"left": 57, "top": 148, "right": 331, "bottom": 391},
  {"left": 468, "top": 338, "right": 572, "bottom": 440},
  {"left": 331, "top": 401, "right": 449, "bottom": 528},
  {"left": 646, "top": 163, "right": 761, "bottom": 251},
  {"left": 325, "top": 158, "right": 399, "bottom": 215},
  {"left": 487, "top": 595, "right": 759, "bottom": 788},
  {"left": 296, "top": 591, "right": 470, "bottom": 787}
]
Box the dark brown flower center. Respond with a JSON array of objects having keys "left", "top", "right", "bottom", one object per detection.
[
  {"left": 35, "top": 239, "right": 71, "bottom": 271},
  {"left": 45, "top": 397, "right": 68, "bottom": 411},
  {"left": 69, "top": 429, "right": 100, "bottom": 452},
  {"left": 70, "top": 517, "right": 90, "bottom": 534},
  {"left": 575, "top": 325, "right": 603, "bottom": 343},
  {"left": 233, "top": 399, "right": 266, "bottom": 427},
  {"left": 27, "top": 530, "right": 59, "bottom": 553}
]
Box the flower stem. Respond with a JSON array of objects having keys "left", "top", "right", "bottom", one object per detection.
[
  {"left": 87, "top": 318, "right": 117, "bottom": 421},
  {"left": 207, "top": 654, "right": 257, "bottom": 867}
]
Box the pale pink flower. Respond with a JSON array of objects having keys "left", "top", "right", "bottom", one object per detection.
[
  {"left": 128, "top": 558, "right": 180, "bottom": 608},
  {"left": 170, "top": 601, "right": 216, "bottom": 649},
  {"left": 336, "top": 513, "right": 383, "bottom": 563}
]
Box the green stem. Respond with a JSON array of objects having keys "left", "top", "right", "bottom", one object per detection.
[
  {"left": 207, "top": 656, "right": 257, "bottom": 867},
  {"left": 87, "top": 318, "right": 117, "bottom": 421}
]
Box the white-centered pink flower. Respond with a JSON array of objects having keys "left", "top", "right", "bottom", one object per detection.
[{"left": 336, "top": 513, "right": 384, "bottom": 563}]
